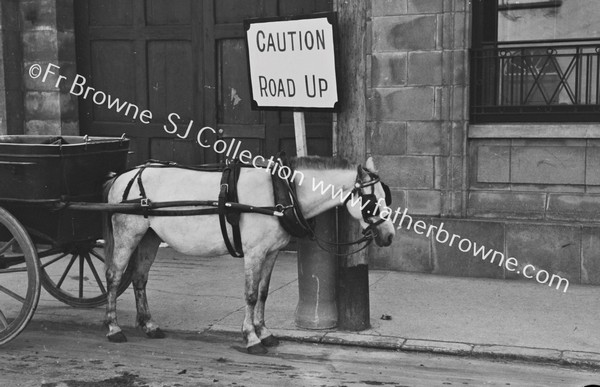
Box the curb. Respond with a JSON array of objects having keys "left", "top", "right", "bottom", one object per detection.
[
  {"left": 208, "top": 324, "right": 600, "bottom": 370},
  {"left": 27, "top": 319, "right": 600, "bottom": 370}
]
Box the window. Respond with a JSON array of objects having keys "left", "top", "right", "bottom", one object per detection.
[{"left": 470, "top": 0, "right": 600, "bottom": 123}]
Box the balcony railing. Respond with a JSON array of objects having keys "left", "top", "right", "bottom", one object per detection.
[{"left": 470, "top": 38, "right": 600, "bottom": 123}]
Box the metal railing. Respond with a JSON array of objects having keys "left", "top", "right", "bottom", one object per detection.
[{"left": 470, "top": 38, "right": 600, "bottom": 123}]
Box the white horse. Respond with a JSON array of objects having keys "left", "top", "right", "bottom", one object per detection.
[{"left": 103, "top": 156, "right": 395, "bottom": 354}]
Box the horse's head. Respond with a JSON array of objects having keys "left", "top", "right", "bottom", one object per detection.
[{"left": 344, "top": 157, "right": 395, "bottom": 247}]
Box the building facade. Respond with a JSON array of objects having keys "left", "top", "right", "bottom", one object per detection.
[{"left": 0, "top": 0, "right": 598, "bottom": 287}]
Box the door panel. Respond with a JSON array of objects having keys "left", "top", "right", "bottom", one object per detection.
[
  {"left": 146, "top": 0, "right": 192, "bottom": 25},
  {"left": 218, "top": 39, "right": 261, "bottom": 125},
  {"left": 215, "top": 1, "right": 269, "bottom": 24},
  {"left": 147, "top": 41, "right": 194, "bottom": 121},
  {"left": 89, "top": 1, "right": 133, "bottom": 26},
  {"left": 89, "top": 41, "right": 137, "bottom": 123},
  {"left": 279, "top": 0, "right": 332, "bottom": 16}
]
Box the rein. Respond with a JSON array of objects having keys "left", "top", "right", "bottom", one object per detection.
[
  {"left": 310, "top": 222, "right": 377, "bottom": 257},
  {"left": 284, "top": 181, "right": 375, "bottom": 256}
]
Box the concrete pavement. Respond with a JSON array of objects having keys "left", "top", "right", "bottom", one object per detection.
[{"left": 30, "top": 247, "right": 600, "bottom": 369}]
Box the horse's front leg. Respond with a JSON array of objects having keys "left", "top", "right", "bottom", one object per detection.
[
  {"left": 131, "top": 229, "right": 163, "bottom": 338},
  {"left": 254, "top": 250, "right": 280, "bottom": 348},
  {"left": 242, "top": 253, "right": 268, "bottom": 354}
]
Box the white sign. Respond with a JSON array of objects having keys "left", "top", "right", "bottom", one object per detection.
[{"left": 245, "top": 14, "right": 339, "bottom": 110}]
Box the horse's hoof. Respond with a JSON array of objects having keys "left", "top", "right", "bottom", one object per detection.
[
  {"left": 145, "top": 328, "right": 166, "bottom": 339},
  {"left": 247, "top": 343, "right": 268, "bottom": 355},
  {"left": 107, "top": 331, "right": 127, "bottom": 343},
  {"left": 261, "top": 335, "right": 279, "bottom": 347}
]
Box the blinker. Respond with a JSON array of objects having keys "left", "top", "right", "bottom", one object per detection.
[{"left": 381, "top": 182, "right": 392, "bottom": 206}]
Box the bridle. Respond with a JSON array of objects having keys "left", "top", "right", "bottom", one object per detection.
[
  {"left": 347, "top": 167, "right": 391, "bottom": 224},
  {"left": 308, "top": 165, "right": 392, "bottom": 256}
]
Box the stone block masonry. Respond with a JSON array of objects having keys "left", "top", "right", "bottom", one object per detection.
[
  {"left": 368, "top": 0, "right": 469, "bottom": 218},
  {"left": 470, "top": 137, "right": 600, "bottom": 221},
  {"left": 0, "top": 0, "right": 78, "bottom": 136},
  {"left": 370, "top": 217, "right": 596, "bottom": 287}
]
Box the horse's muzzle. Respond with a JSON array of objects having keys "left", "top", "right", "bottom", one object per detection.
[{"left": 375, "top": 233, "right": 393, "bottom": 247}]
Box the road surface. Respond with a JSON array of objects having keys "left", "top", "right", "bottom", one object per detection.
[{"left": 1, "top": 321, "right": 598, "bottom": 387}]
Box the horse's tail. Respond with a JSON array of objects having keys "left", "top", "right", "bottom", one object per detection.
[{"left": 102, "top": 172, "right": 118, "bottom": 262}]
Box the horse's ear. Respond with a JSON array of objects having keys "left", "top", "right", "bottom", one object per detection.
[
  {"left": 357, "top": 164, "right": 367, "bottom": 179},
  {"left": 365, "top": 157, "right": 377, "bottom": 173}
]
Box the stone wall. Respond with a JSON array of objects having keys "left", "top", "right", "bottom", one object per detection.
[
  {"left": 20, "top": 0, "right": 77, "bottom": 135},
  {"left": 367, "top": 0, "right": 470, "bottom": 266},
  {"left": 368, "top": 0, "right": 469, "bottom": 218},
  {"left": 469, "top": 124, "right": 600, "bottom": 222},
  {"left": 0, "top": 0, "right": 77, "bottom": 136},
  {"left": 367, "top": 0, "right": 600, "bottom": 287},
  {"left": 372, "top": 216, "right": 599, "bottom": 285}
]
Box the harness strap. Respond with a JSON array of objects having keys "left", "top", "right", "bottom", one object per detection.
[
  {"left": 271, "top": 152, "right": 315, "bottom": 238},
  {"left": 229, "top": 161, "right": 243, "bottom": 255},
  {"left": 121, "top": 165, "right": 150, "bottom": 218},
  {"left": 218, "top": 162, "right": 244, "bottom": 258},
  {"left": 122, "top": 166, "right": 145, "bottom": 202},
  {"left": 116, "top": 199, "right": 283, "bottom": 216}
]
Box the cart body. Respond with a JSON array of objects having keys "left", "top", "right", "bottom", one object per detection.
[{"left": 0, "top": 135, "right": 130, "bottom": 244}]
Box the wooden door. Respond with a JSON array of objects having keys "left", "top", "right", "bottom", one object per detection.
[
  {"left": 75, "top": 0, "right": 205, "bottom": 166},
  {"left": 75, "top": 0, "right": 332, "bottom": 167}
]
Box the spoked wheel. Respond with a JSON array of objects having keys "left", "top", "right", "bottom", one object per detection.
[
  {"left": 0, "top": 207, "right": 40, "bottom": 346},
  {"left": 39, "top": 240, "right": 133, "bottom": 308}
]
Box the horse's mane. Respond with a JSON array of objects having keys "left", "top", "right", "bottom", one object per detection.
[{"left": 290, "top": 156, "right": 355, "bottom": 170}]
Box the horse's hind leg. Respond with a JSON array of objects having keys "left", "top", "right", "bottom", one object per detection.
[
  {"left": 131, "top": 229, "right": 163, "bottom": 338},
  {"left": 105, "top": 215, "right": 147, "bottom": 343},
  {"left": 254, "top": 250, "right": 280, "bottom": 347}
]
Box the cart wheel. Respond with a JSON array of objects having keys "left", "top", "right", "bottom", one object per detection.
[
  {"left": 39, "top": 240, "right": 133, "bottom": 308},
  {"left": 0, "top": 207, "right": 40, "bottom": 346}
]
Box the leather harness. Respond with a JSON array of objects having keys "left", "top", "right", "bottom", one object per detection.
[
  {"left": 270, "top": 153, "right": 314, "bottom": 238},
  {"left": 119, "top": 157, "right": 313, "bottom": 258},
  {"left": 117, "top": 155, "right": 390, "bottom": 258},
  {"left": 218, "top": 160, "right": 243, "bottom": 257}
]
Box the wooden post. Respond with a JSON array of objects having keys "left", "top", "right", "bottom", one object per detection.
[
  {"left": 294, "top": 111, "right": 338, "bottom": 329},
  {"left": 293, "top": 112, "right": 307, "bottom": 156},
  {"left": 335, "top": 0, "right": 370, "bottom": 331}
]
